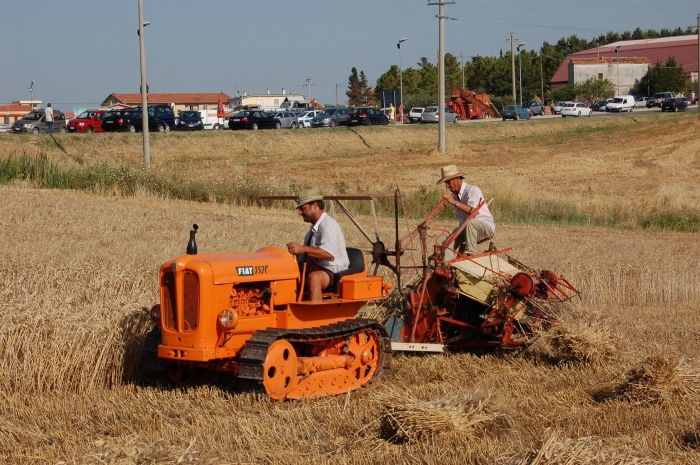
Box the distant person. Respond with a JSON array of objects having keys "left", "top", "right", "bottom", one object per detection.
[
  {"left": 44, "top": 103, "right": 54, "bottom": 134},
  {"left": 286, "top": 188, "right": 349, "bottom": 301},
  {"left": 389, "top": 103, "right": 395, "bottom": 123},
  {"left": 437, "top": 165, "right": 495, "bottom": 256}
]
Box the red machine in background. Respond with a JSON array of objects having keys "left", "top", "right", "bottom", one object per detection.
[{"left": 447, "top": 88, "right": 501, "bottom": 120}]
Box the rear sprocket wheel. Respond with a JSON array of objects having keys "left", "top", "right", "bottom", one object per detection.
[{"left": 346, "top": 329, "right": 381, "bottom": 385}]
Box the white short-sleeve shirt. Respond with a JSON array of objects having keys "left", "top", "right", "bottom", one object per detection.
[
  {"left": 301, "top": 211, "right": 350, "bottom": 273},
  {"left": 452, "top": 182, "right": 495, "bottom": 234}
]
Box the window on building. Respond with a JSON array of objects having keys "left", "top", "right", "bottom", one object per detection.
[{"left": 598, "top": 73, "right": 604, "bottom": 80}]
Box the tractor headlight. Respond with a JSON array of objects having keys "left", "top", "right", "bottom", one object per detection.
[
  {"left": 150, "top": 304, "right": 162, "bottom": 324},
  {"left": 218, "top": 309, "right": 238, "bottom": 330}
]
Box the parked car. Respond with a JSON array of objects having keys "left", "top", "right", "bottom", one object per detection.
[
  {"left": 102, "top": 108, "right": 171, "bottom": 133},
  {"left": 137, "top": 104, "right": 175, "bottom": 130},
  {"left": 175, "top": 110, "right": 204, "bottom": 130},
  {"left": 552, "top": 101, "right": 574, "bottom": 114},
  {"left": 310, "top": 108, "right": 351, "bottom": 127},
  {"left": 591, "top": 99, "right": 613, "bottom": 112},
  {"left": 67, "top": 110, "right": 107, "bottom": 133},
  {"left": 647, "top": 91, "right": 675, "bottom": 108},
  {"left": 126, "top": 108, "right": 172, "bottom": 132},
  {"left": 660, "top": 97, "right": 689, "bottom": 112},
  {"left": 501, "top": 105, "right": 531, "bottom": 121},
  {"left": 269, "top": 111, "right": 299, "bottom": 129},
  {"left": 296, "top": 110, "right": 321, "bottom": 128},
  {"left": 408, "top": 106, "right": 425, "bottom": 123},
  {"left": 634, "top": 97, "right": 650, "bottom": 108},
  {"left": 101, "top": 109, "right": 133, "bottom": 132},
  {"left": 605, "top": 95, "right": 635, "bottom": 112},
  {"left": 560, "top": 102, "right": 592, "bottom": 117},
  {"left": 228, "top": 110, "right": 281, "bottom": 130},
  {"left": 346, "top": 107, "right": 390, "bottom": 126},
  {"left": 420, "top": 106, "right": 459, "bottom": 123},
  {"left": 12, "top": 109, "right": 67, "bottom": 134},
  {"left": 522, "top": 100, "right": 545, "bottom": 116}
]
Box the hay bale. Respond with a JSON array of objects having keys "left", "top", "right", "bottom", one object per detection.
[
  {"left": 535, "top": 308, "right": 617, "bottom": 364},
  {"left": 378, "top": 391, "right": 510, "bottom": 444},
  {"left": 593, "top": 355, "right": 700, "bottom": 405},
  {"left": 506, "top": 428, "right": 664, "bottom": 465}
]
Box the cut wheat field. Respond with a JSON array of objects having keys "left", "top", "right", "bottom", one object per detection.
[{"left": 1, "top": 113, "right": 700, "bottom": 464}]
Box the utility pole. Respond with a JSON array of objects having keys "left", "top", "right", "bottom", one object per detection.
[
  {"left": 540, "top": 54, "right": 544, "bottom": 103},
  {"left": 303, "top": 78, "right": 314, "bottom": 103},
  {"left": 429, "top": 1, "right": 455, "bottom": 154},
  {"left": 138, "top": 0, "right": 150, "bottom": 167},
  {"left": 507, "top": 33, "right": 517, "bottom": 102},
  {"left": 461, "top": 53, "right": 465, "bottom": 89}
]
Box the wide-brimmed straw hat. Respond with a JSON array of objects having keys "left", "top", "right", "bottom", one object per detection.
[
  {"left": 296, "top": 187, "right": 324, "bottom": 208},
  {"left": 436, "top": 165, "right": 467, "bottom": 184}
]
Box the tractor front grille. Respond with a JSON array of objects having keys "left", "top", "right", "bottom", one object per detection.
[
  {"left": 182, "top": 271, "right": 200, "bottom": 332},
  {"left": 162, "top": 271, "right": 177, "bottom": 331}
]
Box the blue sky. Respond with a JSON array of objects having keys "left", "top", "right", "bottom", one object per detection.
[{"left": 2, "top": 1, "right": 697, "bottom": 111}]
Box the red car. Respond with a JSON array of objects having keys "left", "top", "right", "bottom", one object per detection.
[{"left": 67, "top": 110, "right": 108, "bottom": 133}]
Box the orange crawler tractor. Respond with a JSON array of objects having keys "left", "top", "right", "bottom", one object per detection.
[{"left": 146, "top": 216, "right": 393, "bottom": 400}]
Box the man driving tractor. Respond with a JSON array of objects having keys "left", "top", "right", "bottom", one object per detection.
[{"left": 286, "top": 188, "right": 349, "bottom": 301}]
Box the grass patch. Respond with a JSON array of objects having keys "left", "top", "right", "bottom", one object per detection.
[{"left": 2, "top": 152, "right": 698, "bottom": 233}]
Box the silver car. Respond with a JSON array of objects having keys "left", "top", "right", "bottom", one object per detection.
[
  {"left": 421, "top": 106, "right": 459, "bottom": 123},
  {"left": 310, "top": 108, "right": 350, "bottom": 127},
  {"left": 270, "top": 111, "right": 299, "bottom": 129}
]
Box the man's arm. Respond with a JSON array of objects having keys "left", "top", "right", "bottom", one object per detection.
[
  {"left": 286, "top": 242, "right": 334, "bottom": 260},
  {"left": 442, "top": 191, "right": 476, "bottom": 215}
]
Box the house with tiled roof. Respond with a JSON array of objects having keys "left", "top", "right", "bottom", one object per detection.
[
  {"left": 100, "top": 92, "right": 231, "bottom": 114},
  {"left": 1, "top": 102, "right": 40, "bottom": 124},
  {"left": 550, "top": 35, "right": 698, "bottom": 94}
]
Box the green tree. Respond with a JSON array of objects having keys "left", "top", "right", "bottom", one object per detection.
[
  {"left": 639, "top": 57, "right": 687, "bottom": 96},
  {"left": 375, "top": 65, "right": 400, "bottom": 93},
  {"left": 417, "top": 59, "right": 437, "bottom": 94},
  {"left": 346, "top": 68, "right": 372, "bottom": 106},
  {"left": 573, "top": 77, "right": 616, "bottom": 103},
  {"left": 550, "top": 85, "right": 577, "bottom": 103},
  {"left": 444, "top": 53, "right": 463, "bottom": 95},
  {"left": 401, "top": 68, "right": 421, "bottom": 94}
]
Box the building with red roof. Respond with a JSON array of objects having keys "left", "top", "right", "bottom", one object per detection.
[
  {"left": 100, "top": 92, "right": 231, "bottom": 115},
  {"left": 550, "top": 35, "right": 698, "bottom": 95}
]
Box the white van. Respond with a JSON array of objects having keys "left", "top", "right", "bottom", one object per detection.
[{"left": 606, "top": 95, "right": 635, "bottom": 112}]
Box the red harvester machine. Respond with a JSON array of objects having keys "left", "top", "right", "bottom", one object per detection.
[{"left": 447, "top": 88, "right": 501, "bottom": 120}]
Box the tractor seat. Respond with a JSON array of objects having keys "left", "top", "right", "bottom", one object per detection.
[{"left": 323, "top": 247, "right": 366, "bottom": 294}]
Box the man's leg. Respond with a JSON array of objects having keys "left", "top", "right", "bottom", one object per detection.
[
  {"left": 305, "top": 262, "right": 331, "bottom": 302},
  {"left": 464, "top": 219, "right": 494, "bottom": 255}
]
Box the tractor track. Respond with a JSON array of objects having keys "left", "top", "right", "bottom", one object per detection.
[{"left": 237, "top": 318, "right": 392, "bottom": 385}]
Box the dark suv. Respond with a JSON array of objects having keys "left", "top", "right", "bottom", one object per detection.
[
  {"left": 646, "top": 92, "right": 675, "bottom": 108},
  {"left": 660, "top": 97, "right": 689, "bottom": 112},
  {"left": 101, "top": 105, "right": 175, "bottom": 132}
]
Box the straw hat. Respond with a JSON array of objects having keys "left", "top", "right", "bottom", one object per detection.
[
  {"left": 436, "top": 165, "right": 467, "bottom": 184},
  {"left": 296, "top": 187, "right": 324, "bottom": 208}
]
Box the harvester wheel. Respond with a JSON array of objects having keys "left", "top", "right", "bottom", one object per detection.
[
  {"left": 346, "top": 328, "right": 382, "bottom": 385},
  {"left": 262, "top": 340, "right": 299, "bottom": 399}
]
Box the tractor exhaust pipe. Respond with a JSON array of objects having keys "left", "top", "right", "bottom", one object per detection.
[{"left": 187, "top": 224, "right": 199, "bottom": 255}]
